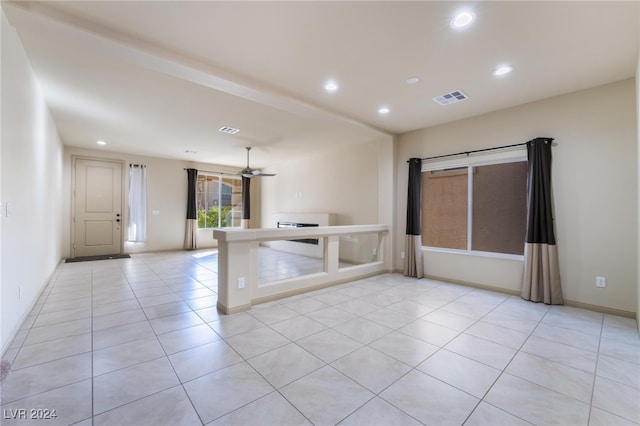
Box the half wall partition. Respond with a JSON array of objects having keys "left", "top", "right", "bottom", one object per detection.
[{"left": 213, "top": 224, "right": 390, "bottom": 314}]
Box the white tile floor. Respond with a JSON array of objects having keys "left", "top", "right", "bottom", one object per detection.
[
  {"left": 1, "top": 249, "right": 639, "bottom": 425},
  {"left": 258, "top": 246, "right": 353, "bottom": 284}
]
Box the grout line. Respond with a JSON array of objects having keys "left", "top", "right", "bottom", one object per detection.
[
  {"left": 586, "top": 311, "right": 605, "bottom": 426},
  {"left": 457, "top": 298, "right": 552, "bottom": 424},
  {"left": 90, "top": 262, "right": 95, "bottom": 426},
  {"left": 4, "top": 251, "right": 639, "bottom": 425}
]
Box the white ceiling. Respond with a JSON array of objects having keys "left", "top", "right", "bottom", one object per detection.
[{"left": 3, "top": 1, "right": 638, "bottom": 168}]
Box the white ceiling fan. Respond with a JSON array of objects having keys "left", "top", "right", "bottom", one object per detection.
[{"left": 239, "top": 147, "right": 275, "bottom": 178}]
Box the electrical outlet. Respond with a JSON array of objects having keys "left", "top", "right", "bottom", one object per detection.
[
  {"left": 596, "top": 276, "right": 606, "bottom": 288},
  {"left": 237, "top": 277, "right": 245, "bottom": 289}
]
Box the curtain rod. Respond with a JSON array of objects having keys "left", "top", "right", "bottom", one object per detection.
[
  {"left": 408, "top": 137, "right": 555, "bottom": 163},
  {"left": 183, "top": 168, "right": 238, "bottom": 176}
]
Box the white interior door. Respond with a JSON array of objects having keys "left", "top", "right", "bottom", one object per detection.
[{"left": 73, "top": 158, "right": 123, "bottom": 257}]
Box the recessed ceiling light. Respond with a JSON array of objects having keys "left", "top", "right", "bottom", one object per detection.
[
  {"left": 493, "top": 65, "right": 514, "bottom": 76},
  {"left": 96, "top": 140, "right": 107, "bottom": 145},
  {"left": 324, "top": 80, "right": 339, "bottom": 92},
  {"left": 378, "top": 106, "right": 390, "bottom": 115},
  {"left": 406, "top": 77, "right": 420, "bottom": 84},
  {"left": 451, "top": 11, "right": 475, "bottom": 29}
]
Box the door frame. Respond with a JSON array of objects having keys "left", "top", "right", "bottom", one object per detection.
[{"left": 71, "top": 155, "right": 126, "bottom": 258}]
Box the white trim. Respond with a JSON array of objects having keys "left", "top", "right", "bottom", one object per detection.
[
  {"left": 422, "top": 246, "right": 524, "bottom": 261},
  {"left": 421, "top": 148, "right": 528, "bottom": 258},
  {"left": 70, "top": 156, "right": 125, "bottom": 258},
  {"left": 197, "top": 173, "right": 242, "bottom": 229},
  {"left": 421, "top": 147, "right": 527, "bottom": 172},
  {"left": 197, "top": 170, "right": 242, "bottom": 179}
]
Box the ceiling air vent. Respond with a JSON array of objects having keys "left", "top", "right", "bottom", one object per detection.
[
  {"left": 218, "top": 126, "right": 240, "bottom": 134},
  {"left": 432, "top": 90, "right": 468, "bottom": 106}
]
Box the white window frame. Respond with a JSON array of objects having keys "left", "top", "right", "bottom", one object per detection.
[
  {"left": 197, "top": 172, "right": 242, "bottom": 229},
  {"left": 421, "top": 147, "right": 527, "bottom": 261}
]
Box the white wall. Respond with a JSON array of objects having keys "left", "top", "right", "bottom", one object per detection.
[
  {"left": 397, "top": 79, "right": 638, "bottom": 314},
  {"left": 1, "top": 12, "right": 65, "bottom": 352},
  {"left": 261, "top": 141, "right": 380, "bottom": 226},
  {"left": 62, "top": 147, "right": 256, "bottom": 257},
  {"left": 260, "top": 137, "right": 396, "bottom": 270}
]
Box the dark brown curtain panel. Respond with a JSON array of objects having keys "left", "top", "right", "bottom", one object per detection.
[
  {"left": 521, "top": 138, "right": 563, "bottom": 304},
  {"left": 184, "top": 168, "right": 198, "bottom": 249},
  {"left": 404, "top": 158, "right": 423, "bottom": 278},
  {"left": 241, "top": 176, "right": 250, "bottom": 229}
]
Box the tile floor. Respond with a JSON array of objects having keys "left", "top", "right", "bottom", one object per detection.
[
  {"left": 258, "top": 246, "right": 353, "bottom": 284},
  {"left": 258, "top": 247, "right": 325, "bottom": 283},
  {"left": 1, "top": 249, "right": 639, "bottom": 426}
]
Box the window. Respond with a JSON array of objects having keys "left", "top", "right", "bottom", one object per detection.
[
  {"left": 422, "top": 167, "right": 468, "bottom": 250},
  {"left": 196, "top": 174, "right": 242, "bottom": 228},
  {"left": 422, "top": 156, "right": 527, "bottom": 256},
  {"left": 471, "top": 162, "right": 527, "bottom": 254}
]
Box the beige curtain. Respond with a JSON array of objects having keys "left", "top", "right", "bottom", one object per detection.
[
  {"left": 404, "top": 235, "right": 423, "bottom": 278},
  {"left": 522, "top": 243, "right": 562, "bottom": 304},
  {"left": 184, "top": 220, "right": 197, "bottom": 250}
]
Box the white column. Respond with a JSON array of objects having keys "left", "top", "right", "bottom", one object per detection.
[
  {"left": 325, "top": 235, "right": 339, "bottom": 275},
  {"left": 216, "top": 237, "right": 257, "bottom": 314}
]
